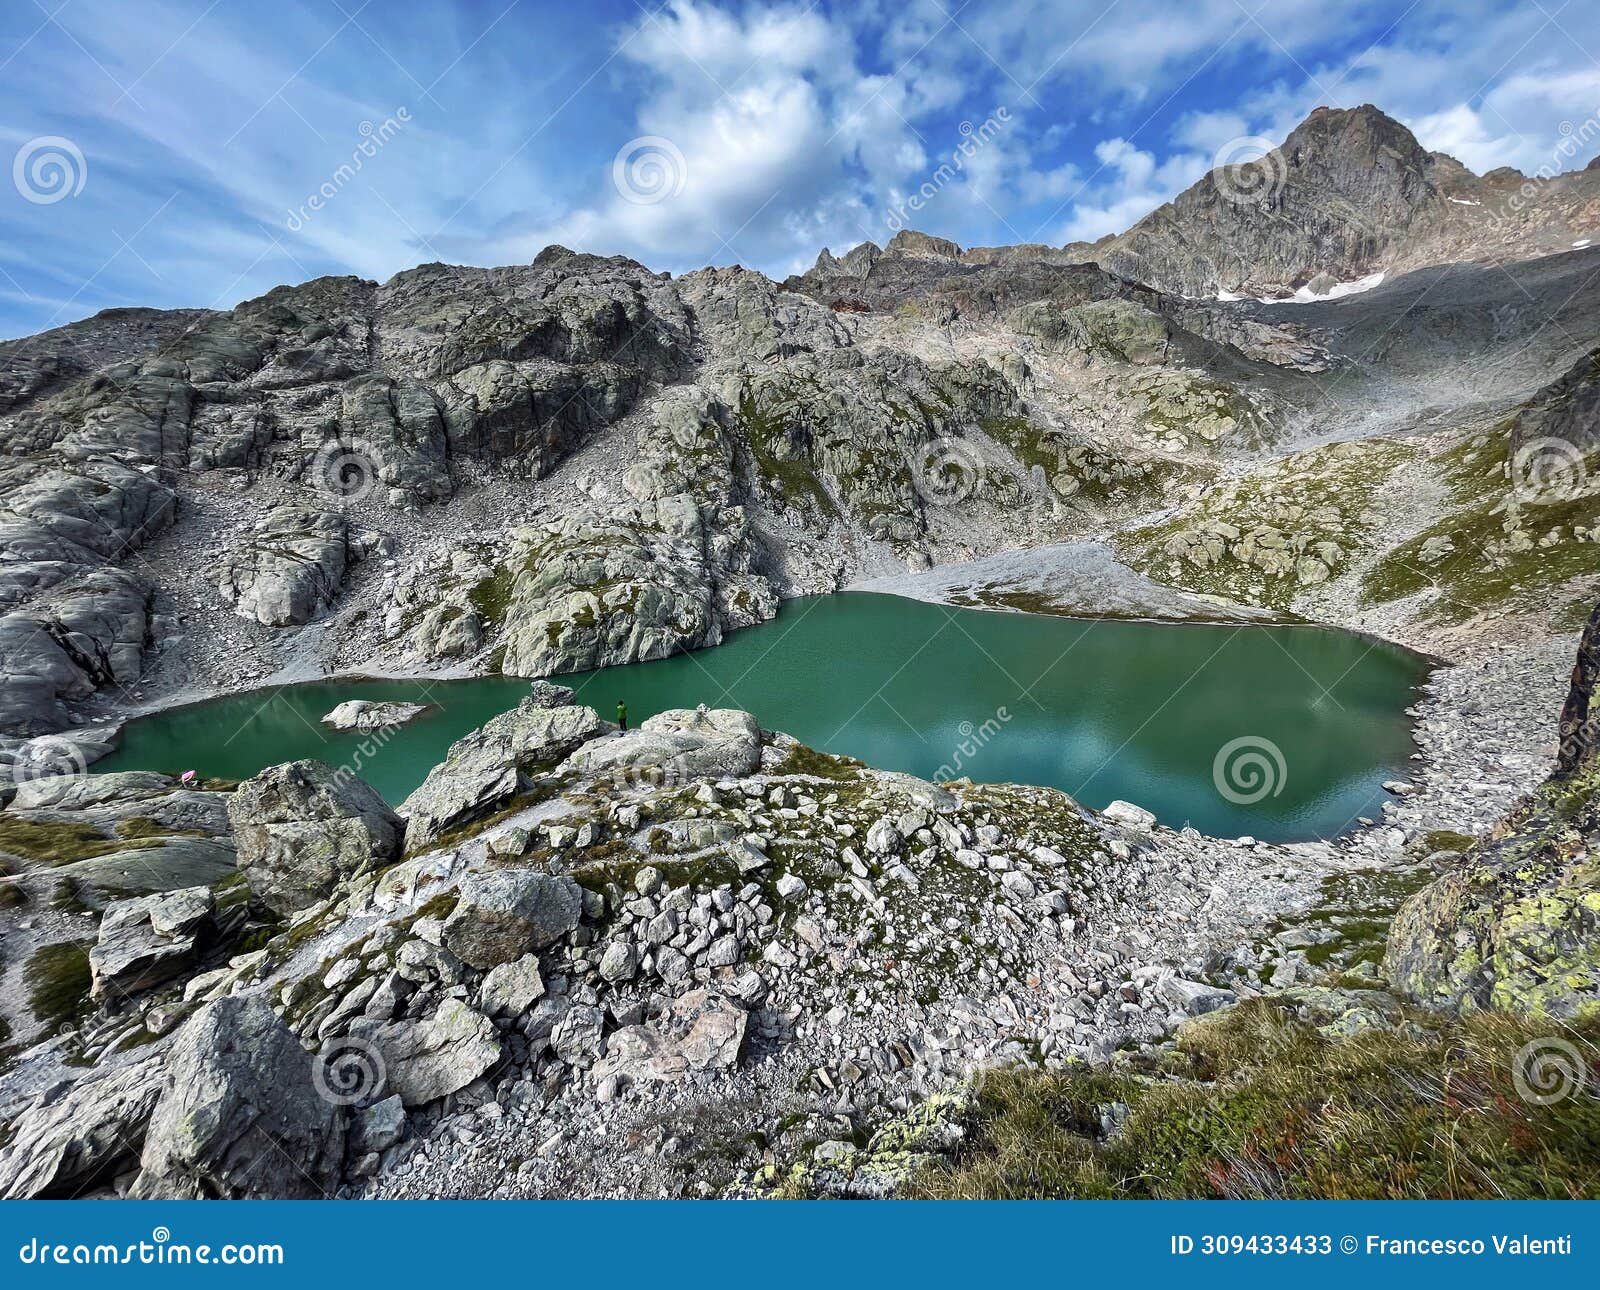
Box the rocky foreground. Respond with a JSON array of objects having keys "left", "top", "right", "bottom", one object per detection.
[{"left": 0, "top": 595, "right": 1590, "bottom": 1200}]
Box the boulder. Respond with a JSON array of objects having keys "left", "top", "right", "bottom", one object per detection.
[
  {"left": 347, "top": 998, "right": 500, "bottom": 1107},
  {"left": 399, "top": 701, "right": 605, "bottom": 851},
  {"left": 89, "top": 886, "right": 215, "bottom": 1003},
  {"left": 593, "top": 989, "right": 747, "bottom": 1084},
  {"left": 1157, "top": 976, "right": 1235, "bottom": 1016},
  {"left": 131, "top": 995, "right": 345, "bottom": 1198},
  {"left": 441, "top": 870, "right": 582, "bottom": 970},
  {"left": 214, "top": 506, "right": 354, "bottom": 627},
  {"left": 321, "top": 700, "right": 430, "bottom": 731},
  {"left": 477, "top": 952, "right": 545, "bottom": 1018},
  {"left": 227, "top": 760, "right": 402, "bottom": 915},
  {"left": 1102, "top": 799, "right": 1157, "bottom": 830},
  {"left": 564, "top": 706, "right": 762, "bottom": 784},
  {"left": 0, "top": 1057, "right": 167, "bottom": 1199}
]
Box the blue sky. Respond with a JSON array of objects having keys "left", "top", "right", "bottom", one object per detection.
[{"left": 2, "top": 0, "right": 1598, "bottom": 338}]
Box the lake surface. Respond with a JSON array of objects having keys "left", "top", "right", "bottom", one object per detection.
[{"left": 98, "top": 592, "right": 1430, "bottom": 840}]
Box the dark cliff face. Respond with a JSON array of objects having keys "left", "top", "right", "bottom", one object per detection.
[{"left": 1559, "top": 597, "right": 1600, "bottom": 775}]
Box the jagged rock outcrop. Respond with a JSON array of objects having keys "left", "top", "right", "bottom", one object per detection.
[
  {"left": 564, "top": 706, "right": 763, "bottom": 782},
  {"left": 0, "top": 567, "right": 151, "bottom": 734},
  {"left": 228, "top": 760, "right": 402, "bottom": 914},
  {"left": 1388, "top": 607, "right": 1600, "bottom": 1019},
  {"left": 130, "top": 994, "right": 345, "bottom": 1199},
  {"left": 1511, "top": 346, "right": 1600, "bottom": 461},
  {"left": 399, "top": 700, "right": 606, "bottom": 851},
  {"left": 0, "top": 1056, "right": 167, "bottom": 1199},
  {"left": 89, "top": 886, "right": 215, "bottom": 1004}
]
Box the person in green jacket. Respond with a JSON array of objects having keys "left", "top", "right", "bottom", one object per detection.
[{"left": 616, "top": 700, "right": 628, "bottom": 731}]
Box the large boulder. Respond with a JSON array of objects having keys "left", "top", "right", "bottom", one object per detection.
[
  {"left": 131, "top": 995, "right": 345, "bottom": 1198},
  {"left": 227, "top": 760, "right": 402, "bottom": 915},
  {"left": 399, "top": 700, "right": 605, "bottom": 851},
  {"left": 346, "top": 998, "right": 500, "bottom": 1107},
  {"left": 89, "top": 886, "right": 215, "bottom": 1004},
  {"left": 0, "top": 1057, "right": 167, "bottom": 1199},
  {"left": 564, "top": 706, "right": 762, "bottom": 783},
  {"left": 441, "top": 870, "right": 582, "bottom": 970}
]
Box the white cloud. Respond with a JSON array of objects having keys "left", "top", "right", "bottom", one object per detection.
[{"left": 1056, "top": 137, "right": 1207, "bottom": 243}]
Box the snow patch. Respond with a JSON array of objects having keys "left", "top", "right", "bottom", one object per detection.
[
  {"left": 1448, "top": 197, "right": 1481, "bottom": 206},
  {"left": 1236, "top": 271, "right": 1387, "bottom": 306}
]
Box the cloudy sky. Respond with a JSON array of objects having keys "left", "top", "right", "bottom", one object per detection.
[{"left": 1, "top": 0, "right": 1597, "bottom": 337}]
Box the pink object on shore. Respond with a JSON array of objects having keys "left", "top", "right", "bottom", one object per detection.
[{"left": 179, "top": 770, "right": 197, "bottom": 785}]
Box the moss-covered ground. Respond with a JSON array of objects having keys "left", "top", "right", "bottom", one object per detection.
[{"left": 910, "top": 999, "right": 1600, "bottom": 1198}]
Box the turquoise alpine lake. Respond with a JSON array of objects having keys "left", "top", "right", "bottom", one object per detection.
[{"left": 98, "top": 592, "right": 1430, "bottom": 840}]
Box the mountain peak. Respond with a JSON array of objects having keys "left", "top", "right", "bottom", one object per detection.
[{"left": 1079, "top": 101, "right": 1600, "bottom": 297}]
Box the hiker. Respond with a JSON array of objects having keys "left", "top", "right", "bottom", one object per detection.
[
  {"left": 616, "top": 700, "right": 628, "bottom": 732},
  {"left": 179, "top": 769, "right": 198, "bottom": 788}
]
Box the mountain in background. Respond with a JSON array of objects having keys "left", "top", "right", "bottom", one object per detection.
[
  {"left": 1075, "top": 104, "right": 1600, "bottom": 298},
  {"left": 807, "top": 105, "right": 1600, "bottom": 301}
]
